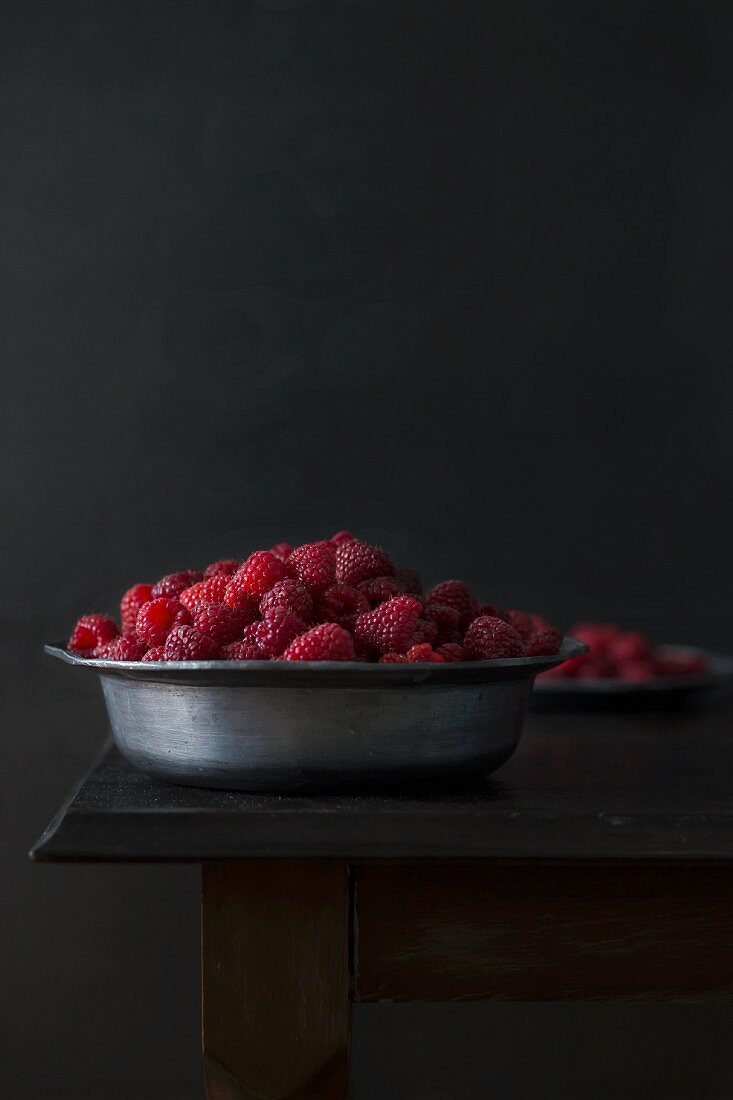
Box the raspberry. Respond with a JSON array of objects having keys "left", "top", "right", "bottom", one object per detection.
[
  {"left": 251, "top": 608, "right": 307, "bottom": 658},
  {"left": 475, "top": 604, "right": 511, "bottom": 624},
  {"left": 141, "top": 646, "right": 167, "bottom": 662},
  {"left": 426, "top": 580, "right": 475, "bottom": 616},
  {"left": 463, "top": 616, "right": 525, "bottom": 660},
  {"left": 525, "top": 627, "right": 563, "bottom": 657},
  {"left": 260, "top": 579, "right": 313, "bottom": 622},
  {"left": 269, "top": 542, "right": 293, "bottom": 562},
  {"left": 357, "top": 576, "right": 400, "bottom": 607},
  {"left": 180, "top": 575, "right": 230, "bottom": 611},
  {"left": 655, "top": 651, "right": 708, "bottom": 677},
  {"left": 335, "top": 538, "right": 395, "bottom": 586},
  {"left": 282, "top": 622, "right": 356, "bottom": 662},
  {"left": 507, "top": 610, "right": 536, "bottom": 642},
  {"left": 607, "top": 632, "right": 651, "bottom": 664},
  {"left": 619, "top": 661, "right": 656, "bottom": 683},
  {"left": 353, "top": 596, "right": 421, "bottom": 655},
  {"left": 406, "top": 643, "right": 445, "bottom": 663},
  {"left": 120, "top": 584, "right": 153, "bottom": 637},
  {"left": 68, "top": 614, "right": 119, "bottom": 657},
  {"left": 192, "top": 605, "right": 252, "bottom": 646},
  {"left": 395, "top": 567, "right": 422, "bottom": 595},
  {"left": 164, "top": 625, "right": 220, "bottom": 661},
  {"left": 436, "top": 642, "right": 465, "bottom": 662},
  {"left": 287, "top": 541, "right": 336, "bottom": 594},
  {"left": 101, "top": 636, "right": 148, "bottom": 661},
  {"left": 222, "top": 640, "right": 267, "bottom": 660},
  {"left": 232, "top": 551, "right": 288, "bottom": 604},
  {"left": 151, "top": 570, "right": 204, "bottom": 601},
  {"left": 204, "top": 559, "right": 240, "bottom": 578},
  {"left": 570, "top": 623, "right": 621, "bottom": 659},
  {"left": 423, "top": 602, "right": 461, "bottom": 644},
  {"left": 136, "top": 598, "right": 190, "bottom": 647},
  {"left": 379, "top": 652, "right": 408, "bottom": 663},
  {"left": 331, "top": 530, "right": 356, "bottom": 545},
  {"left": 315, "top": 584, "right": 369, "bottom": 625}
]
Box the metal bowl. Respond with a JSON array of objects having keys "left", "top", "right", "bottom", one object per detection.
[{"left": 45, "top": 638, "right": 586, "bottom": 792}]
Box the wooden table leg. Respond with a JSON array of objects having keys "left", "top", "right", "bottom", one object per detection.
[{"left": 202, "top": 862, "right": 351, "bottom": 1100}]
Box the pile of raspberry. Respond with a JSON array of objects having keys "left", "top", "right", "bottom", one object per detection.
[
  {"left": 540, "top": 622, "right": 708, "bottom": 684},
  {"left": 66, "top": 534, "right": 563, "bottom": 664}
]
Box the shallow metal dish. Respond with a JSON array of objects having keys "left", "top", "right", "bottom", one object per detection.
[{"left": 45, "top": 638, "right": 585, "bottom": 792}]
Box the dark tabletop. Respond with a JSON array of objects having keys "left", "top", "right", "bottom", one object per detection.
[{"left": 32, "top": 695, "right": 733, "bottom": 862}]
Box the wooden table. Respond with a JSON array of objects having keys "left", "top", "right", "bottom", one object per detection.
[{"left": 32, "top": 700, "right": 733, "bottom": 1099}]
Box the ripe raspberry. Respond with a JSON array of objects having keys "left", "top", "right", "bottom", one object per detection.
[
  {"left": 410, "top": 618, "right": 438, "bottom": 647},
  {"left": 426, "top": 580, "right": 474, "bottom": 614},
  {"left": 357, "top": 576, "right": 400, "bottom": 607},
  {"left": 436, "top": 642, "right": 465, "bottom": 662},
  {"left": 282, "top": 622, "right": 356, "bottom": 662},
  {"left": 260, "top": 579, "right": 313, "bottom": 622},
  {"left": 68, "top": 614, "right": 119, "bottom": 657},
  {"left": 164, "top": 625, "right": 220, "bottom": 661},
  {"left": 475, "top": 604, "right": 511, "bottom": 624},
  {"left": 335, "top": 538, "right": 395, "bottom": 586},
  {"left": 395, "top": 567, "right": 422, "bottom": 595},
  {"left": 204, "top": 559, "right": 240, "bottom": 578},
  {"left": 136, "top": 598, "right": 190, "bottom": 647},
  {"left": 151, "top": 570, "right": 204, "bottom": 601},
  {"left": 406, "top": 643, "right": 445, "bottom": 663},
  {"left": 141, "top": 646, "right": 167, "bottom": 662},
  {"left": 507, "top": 610, "right": 536, "bottom": 642},
  {"left": 180, "top": 575, "right": 230, "bottom": 611},
  {"left": 607, "top": 632, "right": 651, "bottom": 665},
  {"left": 379, "top": 652, "right": 408, "bottom": 664},
  {"left": 232, "top": 551, "right": 288, "bottom": 604},
  {"left": 353, "top": 596, "right": 421, "bottom": 655},
  {"left": 192, "top": 605, "right": 252, "bottom": 646},
  {"left": 315, "top": 584, "right": 369, "bottom": 625},
  {"left": 269, "top": 542, "right": 293, "bottom": 562},
  {"left": 619, "top": 661, "right": 656, "bottom": 683},
  {"left": 287, "top": 541, "right": 336, "bottom": 594},
  {"left": 525, "top": 627, "right": 563, "bottom": 657},
  {"left": 120, "top": 584, "right": 153, "bottom": 637},
  {"left": 570, "top": 623, "right": 620, "bottom": 659},
  {"left": 463, "top": 616, "right": 525, "bottom": 660},
  {"left": 222, "top": 640, "right": 267, "bottom": 660},
  {"left": 423, "top": 602, "right": 461, "bottom": 644},
  {"left": 251, "top": 608, "right": 307, "bottom": 658},
  {"left": 101, "top": 636, "right": 148, "bottom": 661},
  {"left": 331, "top": 530, "right": 356, "bottom": 545}
]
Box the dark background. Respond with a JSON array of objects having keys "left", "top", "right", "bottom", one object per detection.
[{"left": 3, "top": 1, "right": 733, "bottom": 1096}]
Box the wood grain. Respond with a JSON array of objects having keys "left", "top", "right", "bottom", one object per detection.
[
  {"left": 202, "top": 862, "right": 350, "bottom": 1100},
  {"left": 354, "top": 862, "right": 733, "bottom": 1003}
]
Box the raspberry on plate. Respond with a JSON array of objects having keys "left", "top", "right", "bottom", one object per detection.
[
  {"left": 192, "top": 605, "right": 252, "bottom": 646},
  {"left": 464, "top": 616, "right": 525, "bottom": 660},
  {"left": 335, "top": 538, "right": 395, "bottom": 586},
  {"left": 120, "top": 584, "right": 153, "bottom": 637},
  {"left": 101, "top": 636, "right": 148, "bottom": 661},
  {"left": 357, "top": 576, "right": 400, "bottom": 607},
  {"left": 180, "top": 575, "right": 230, "bottom": 611},
  {"left": 151, "top": 570, "right": 204, "bottom": 601},
  {"left": 164, "top": 625, "right": 221, "bottom": 661},
  {"left": 281, "top": 622, "right": 356, "bottom": 662},
  {"left": 141, "top": 646, "right": 167, "bottom": 662},
  {"left": 204, "top": 559, "right": 241, "bottom": 578},
  {"left": 136, "top": 598, "right": 190, "bottom": 647},
  {"left": 260, "top": 579, "right": 314, "bottom": 622},
  {"left": 287, "top": 541, "right": 337, "bottom": 594},
  {"left": 353, "top": 596, "right": 421, "bottom": 655},
  {"left": 525, "top": 627, "right": 562, "bottom": 657},
  {"left": 222, "top": 640, "right": 267, "bottom": 660},
  {"left": 68, "top": 614, "right": 119, "bottom": 657},
  {"left": 315, "top": 584, "right": 370, "bottom": 625},
  {"left": 436, "top": 642, "right": 465, "bottom": 662},
  {"left": 406, "top": 643, "right": 445, "bottom": 663},
  {"left": 607, "top": 632, "right": 651, "bottom": 665},
  {"left": 233, "top": 551, "right": 288, "bottom": 603},
  {"left": 251, "top": 608, "right": 307, "bottom": 658}
]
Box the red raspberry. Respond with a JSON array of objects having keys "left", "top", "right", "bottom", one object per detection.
[
  {"left": 315, "top": 584, "right": 369, "bottom": 625},
  {"left": 260, "top": 579, "right": 313, "bottom": 622},
  {"left": 335, "top": 538, "right": 395, "bottom": 586},
  {"left": 222, "top": 640, "right": 267, "bottom": 660},
  {"left": 68, "top": 614, "right": 119, "bottom": 657},
  {"left": 357, "top": 576, "right": 400, "bottom": 607},
  {"left": 379, "top": 652, "right": 408, "bottom": 664},
  {"left": 136, "top": 598, "right": 190, "bottom": 647},
  {"left": 410, "top": 618, "right": 438, "bottom": 646},
  {"left": 282, "top": 622, "right": 356, "bottom": 662},
  {"left": 525, "top": 627, "right": 563, "bottom": 657},
  {"left": 426, "top": 580, "right": 475, "bottom": 616},
  {"left": 204, "top": 559, "right": 240, "bottom": 578},
  {"left": 141, "top": 646, "right": 167, "bottom": 662},
  {"left": 619, "top": 661, "right": 656, "bottom": 683},
  {"left": 101, "top": 636, "right": 148, "bottom": 661},
  {"left": 395, "top": 567, "right": 422, "bottom": 595},
  {"left": 464, "top": 616, "right": 525, "bottom": 660},
  {"left": 287, "top": 541, "right": 336, "bottom": 594},
  {"left": 164, "top": 625, "right": 220, "bottom": 661},
  {"left": 507, "top": 610, "right": 536, "bottom": 642},
  {"left": 475, "top": 604, "right": 511, "bottom": 624},
  {"left": 570, "top": 623, "right": 621, "bottom": 659},
  {"left": 423, "top": 602, "right": 461, "bottom": 644},
  {"left": 269, "top": 542, "right": 293, "bottom": 562},
  {"left": 192, "top": 605, "right": 252, "bottom": 646},
  {"left": 232, "top": 551, "right": 288, "bottom": 604},
  {"left": 607, "top": 632, "right": 651, "bottom": 664},
  {"left": 251, "top": 608, "right": 307, "bottom": 658},
  {"left": 331, "top": 530, "right": 356, "bottom": 545},
  {"left": 180, "top": 575, "right": 230, "bottom": 611},
  {"left": 120, "top": 584, "right": 153, "bottom": 637},
  {"left": 353, "top": 596, "right": 421, "bottom": 655},
  {"left": 151, "top": 570, "right": 204, "bottom": 601},
  {"left": 406, "top": 643, "right": 445, "bottom": 663},
  {"left": 436, "top": 642, "right": 465, "bottom": 662}
]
